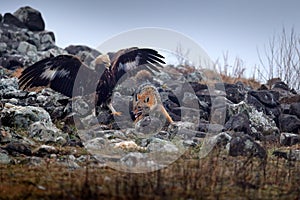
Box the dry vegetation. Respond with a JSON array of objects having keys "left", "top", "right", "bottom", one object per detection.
[{"left": 1, "top": 144, "right": 300, "bottom": 199}]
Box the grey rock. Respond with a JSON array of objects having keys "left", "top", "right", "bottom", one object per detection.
[
  {"left": 119, "top": 152, "right": 158, "bottom": 170},
  {"left": 227, "top": 101, "right": 279, "bottom": 137},
  {"left": 135, "top": 116, "right": 165, "bottom": 136},
  {"left": 273, "top": 150, "right": 300, "bottom": 161},
  {"left": 168, "top": 121, "right": 198, "bottom": 139},
  {"left": 229, "top": 133, "right": 267, "bottom": 159},
  {"left": 147, "top": 138, "right": 180, "bottom": 153},
  {"left": 0, "top": 42, "right": 7, "bottom": 52},
  {"left": 249, "top": 106, "right": 279, "bottom": 136},
  {"left": 290, "top": 102, "right": 300, "bottom": 119},
  {"left": 0, "top": 77, "right": 19, "bottom": 96},
  {"left": 1, "top": 104, "right": 52, "bottom": 129},
  {"left": 198, "top": 132, "right": 232, "bottom": 158},
  {"left": 17, "top": 41, "right": 37, "bottom": 55},
  {"left": 249, "top": 90, "right": 279, "bottom": 107},
  {"left": 215, "top": 82, "right": 246, "bottom": 104},
  {"left": 0, "top": 54, "right": 26, "bottom": 69},
  {"left": 29, "top": 121, "right": 66, "bottom": 143},
  {"left": 64, "top": 45, "right": 100, "bottom": 58},
  {"left": 225, "top": 113, "right": 250, "bottom": 134},
  {"left": 272, "top": 81, "right": 290, "bottom": 91},
  {"left": 288, "top": 150, "right": 300, "bottom": 161},
  {"left": 23, "top": 156, "right": 45, "bottom": 166},
  {"left": 3, "top": 13, "right": 27, "bottom": 29},
  {"left": 14, "top": 6, "right": 45, "bottom": 31},
  {"left": 36, "top": 31, "right": 56, "bottom": 50},
  {"left": 57, "top": 155, "right": 80, "bottom": 169},
  {"left": 0, "top": 151, "right": 11, "bottom": 164},
  {"left": 279, "top": 114, "right": 300, "bottom": 133},
  {"left": 3, "top": 141, "right": 32, "bottom": 156},
  {"left": 184, "top": 71, "right": 203, "bottom": 82},
  {"left": 0, "top": 128, "right": 12, "bottom": 143},
  {"left": 33, "top": 145, "right": 58, "bottom": 157},
  {"left": 84, "top": 137, "right": 108, "bottom": 151},
  {"left": 280, "top": 133, "right": 300, "bottom": 146}
]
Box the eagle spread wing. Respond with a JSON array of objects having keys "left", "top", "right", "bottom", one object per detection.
[
  {"left": 19, "top": 47, "right": 165, "bottom": 116},
  {"left": 19, "top": 55, "right": 98, "bottom": 97}
]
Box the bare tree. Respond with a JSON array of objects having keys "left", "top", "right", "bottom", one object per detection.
[
  {"left": 258, "top": 27, "right": 300, "bottom": 90},
  {"left": 214, "top": 51, "right": 246, "bottom": 78},
  {"left": 175, "top": 43, "right": 190, "bottom": 66}
]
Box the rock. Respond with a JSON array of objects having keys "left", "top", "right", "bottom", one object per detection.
[
  {"left": 288, "top": 150, "right": 300, "bottom": 161},
  {"left": 64, "top": 45, "right": 100, "bottom": 58},
  {"left": 0, "top": 55, "right": 25, "bottom": 69},
  {"left": 0, "top": 128, "right": 13, "bottom": 143},
  {"left": 22, "top": 156, "right": 46, "bottom": 166},
  {"left": 14, "top": 6, "right": 45, "bottom": 31},
  {"left": 0, "top": 77, "right": 19, "bottom": 97},
  {"left": 247, "top": 94, "right": 265, "bottom": 113},
  {"left": 84, "top": 137, "right": 108, "bottom": 151},
  {"left": 199, "top": 132, "right": 232, "bottom": 158},
  {"left": 3, "top": 13, "right": 27, "bottom": 29},
  {"left": 64, "top": 45, "right": 101, "bottom": 67},
  {"left": 33, "top": 145, "right": 58, "bottom": 157},
  {"left": 58, "top": 155, "right": 80, "bottom": 169},
  {"left": 273, "top": 150, "right": 300, "bottom": 161},
  {"left": 0, "top": 151, "right": 11, "bottom": 164},
  {"left": 119, "top": 152, "right": 158, "bottom": 171},
  {"left": 17, "top": 41, "right": 37, "bottom": 55},
  {"left": 290, "top": 102, "right": 300, "bottom": 119},
  {"left": 280, "top": 94, "right": 300, "bottom": 104},
  {"left": 280, "top": 133, "right": 300, "bottom": 146},
  {"left": 279, "top": 114, "right": 300, "bottom": 133},
  {"left": 229, "top": 133, "right": 267, "bottom": 159},
  {"left": 248, "top": 106, "right": 279, "bottom": 137},
  {"left": 36, "top": 31, "right": 56, "bottom": 50},
  {"left": 0, "top": 42, "right": 8, "bottom": 52},
  {"left": 29, "top": 121, "right": 67, "bottom": 144},
  {"left": 225, "top": 113, "right": 250, "bottom": 134},
  {"left": 3, "top": 141, "right": 32, "bottom": 156},
  {"left": 147, "top": 138, "right": 180, "bottom": 153},
  {"left": 248, "top": 90, "right": 279, "bottom": 107},
  {"left": 215, "top": 82, "right": 246, "bottom": 103},
  {"left": 1, "top": 104, "right": 52, "bottom": 129},
  {"left": 168, "top": 121, "right": 198, "bottom": 138},
  {"left": 227, "top": 101, "right": 279, "bottom": 137},
  {"left": 272, "top": 81, "right": 290, "bottom": 91},
  {"left": 135, "top": 116, "right": 164, "bottom": 136},
  {"left": 248, "top": 90, "right": 282, "bottom": 124},
  {"left": 184, "top": 71, "right": 203, "bottom": 82}
]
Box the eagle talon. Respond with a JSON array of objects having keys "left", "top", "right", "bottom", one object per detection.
[{"left": 112, "top": 111, "right": 122, "bottom": 116}]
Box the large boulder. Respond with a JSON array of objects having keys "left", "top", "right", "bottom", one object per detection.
[
  {"left": 224, "top": 113, "right": 250, "bottom": 134},
  {"left": 3, "top": 13, "right": 27, "bottom": 29},
  {"left": 13, "top": 6, "right": 45, "bottom": 31},
  {"left": 1, "top": 104, "right": 53, "bottom": 129},
  {"left": 229, "top": 133, "right": 267, "bottom": 159},
  {"left": 279, "top": 114, "right": 300, "bottom": 133},
  {"left": 280, "top": 133, "right": 300, "bottom": 146},
  {"left": 290, "top": 102, "right": 300, "bottom": 119}
]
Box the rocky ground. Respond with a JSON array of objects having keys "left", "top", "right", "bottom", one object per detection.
[{"left": 1, "top": 6, "right": 300, "bottom": 199}]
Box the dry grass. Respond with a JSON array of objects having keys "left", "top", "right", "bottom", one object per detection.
[{"left": 1, "top": 145, "right": 300, "bottom": 200}]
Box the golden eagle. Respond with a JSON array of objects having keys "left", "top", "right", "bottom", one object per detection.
[{"left": 19, "top": 47, "right": 165, "bottom": 115}]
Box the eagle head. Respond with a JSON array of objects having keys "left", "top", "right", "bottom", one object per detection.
[{"left": 94, "top": 54, "right": 111, "bottom": 72}]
